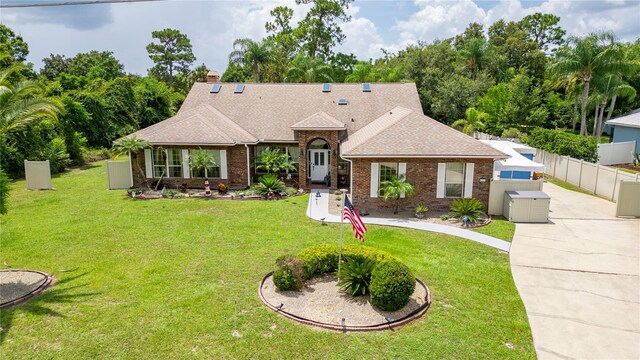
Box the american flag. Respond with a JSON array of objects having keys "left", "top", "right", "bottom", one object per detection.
[{"left": 343, "top": 195, "right": 367, "bottom": 242}]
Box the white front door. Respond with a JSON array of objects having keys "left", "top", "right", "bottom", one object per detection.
[{"left": 309, "top": 150, "right": 329, "bottom": 182}]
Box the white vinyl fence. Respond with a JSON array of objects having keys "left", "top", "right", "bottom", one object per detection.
[
  {"left": 24, "top": 160, "right": 53, "bottom": 190},
  {"left": 487, "top": 179, "right": 544, "bottom": 215},
  {"left": 597, "top": 141, "right": 636, "bottom": 166},
  {"left": 106, "top": 160, "right": 133, "bottom": 189},
  {"left": 536, "top": 149, "right": 640, "bottom": 202}
]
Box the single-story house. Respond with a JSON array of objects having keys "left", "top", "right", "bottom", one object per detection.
[
  {"left": 126, "top": 73, "right": 507, "bottom": 211},
  {"left": 605, "top": 109, "right": 640, "bottom": 153},
  {"left": 480, "top": 140, "right": 545, "bottom": 180}
]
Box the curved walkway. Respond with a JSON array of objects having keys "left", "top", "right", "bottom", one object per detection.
[
  {"left": 511, "top": 182, "right": 640, "bottom": 359},
  {"left": 306, "top": 189, "right": 511, "bottom": 252}
]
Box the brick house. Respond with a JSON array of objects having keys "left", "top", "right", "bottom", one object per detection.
[{"left": 126, "top": 75, "right": 506, "bottom": 211}]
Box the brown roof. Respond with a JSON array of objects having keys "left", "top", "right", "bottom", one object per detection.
[
  {"left": 291, "top": 112, "right": 346, "bottom": 130},
  {"left": 341, "top": 107, "right": 508, "bottom": 159},
  {"left": 178, "top": 82, "right": 423, "bottom": 141},
  {"left": 129, "top": 104, "right": 257, "bottom": 145}
]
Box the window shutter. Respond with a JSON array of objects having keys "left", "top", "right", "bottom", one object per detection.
[
  {"left": 181, "top": 149, "right": 190, "bottom": 178},
  {"left": 220, "top": 149, "right": 228, "bottom": 179},
  {"left": 144, "top": 149, "right": 153, "bottom": 178},
  {"left": 370, "top": 162, "right": 379, "bottom": 198},
  {"left": 398, "top": 162, "right": 407, "bottom": 198},
  {"left": 436, "top": 163, "right": 446, "bottom": 198},
  {"left": 464, "top": 163, "right": 475, "bottom": 198}
]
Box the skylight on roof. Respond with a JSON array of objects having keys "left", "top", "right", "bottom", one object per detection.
[
  {"left": 338, "top": 98, "right": 348, "bottom": 105},
  {"left": 234, "top": 84, "right": 245, "bottom": 93},
  {"left": 322, "top": 83, "right": 331, "bottom": 92},
  {"left": 210, "top": 84, "right": 221, "bottom": 93},
  {"left": 362, "top": 83, "right": 371, "bottom": 92}
]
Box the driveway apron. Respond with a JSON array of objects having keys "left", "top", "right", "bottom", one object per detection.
[{"left": 510, "top": 182, "right": 640, "bottom": 359}]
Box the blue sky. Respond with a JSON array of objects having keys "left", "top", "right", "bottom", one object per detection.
[{"left": 1, "top": 0, "right": 639, "bottom": 75}]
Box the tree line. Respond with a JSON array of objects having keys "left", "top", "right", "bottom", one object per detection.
[{"left": 0, "top": 0, "right": 639, "bottom": 186}]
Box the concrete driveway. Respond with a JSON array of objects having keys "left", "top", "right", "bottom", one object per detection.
[{"left": 510, "top": 182, "right": 640, "bottom": 359}]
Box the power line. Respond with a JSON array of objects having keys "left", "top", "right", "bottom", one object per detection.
[{"left": 1, "top": 0, "right": 165, "bottom": 8}]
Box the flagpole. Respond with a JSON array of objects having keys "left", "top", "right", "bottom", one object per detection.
[{"left": 338, "top": 189, "right": 346, "bottom": 282}]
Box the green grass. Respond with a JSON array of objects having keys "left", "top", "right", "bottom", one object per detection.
[
  {"left": 0, "top": 161, "right": 534, "bottom": 359},
  {"left": 472, "top": 216, "right": 515, "bottom": 242},
  {"left": 546, "top": 177, "right": 594, "bottom": 195}
]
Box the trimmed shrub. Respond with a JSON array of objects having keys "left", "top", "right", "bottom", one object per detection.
[
  {"left": 297, "top": 244, "right": 340, "bottom": 278},
  {"left": 369, "top": 260, "right": 416, "bottom": 311},
  {"left": 0, "top": 167, "right": 9, "bottom": 215},
  {"left": 449, "top": 198, "right": 485, "bottom": 223},
  {"left": 337, "top": 257, "right": 377, "bottom": 296},
  {"left": 273, "top": 255, "right": 305, "bottom": 291}
]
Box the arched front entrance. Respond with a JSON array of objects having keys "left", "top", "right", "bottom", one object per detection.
[{"left": 308, "top": 138, "right": 330, "bottom": 183}]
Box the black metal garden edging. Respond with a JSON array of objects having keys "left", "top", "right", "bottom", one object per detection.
[
  {"left": 0, "top": 269, "right": 54, "bottom": 309},
  {"left": 258, "top": 271, "right": 432, "bottom": 332}
]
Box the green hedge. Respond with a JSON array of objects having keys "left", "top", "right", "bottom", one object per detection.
[
  {"left": 273, "top": 244, "right": 415, "bottom": 312},
  {"left": 524, "top": 127, "right": 598, "bottom": 162}
]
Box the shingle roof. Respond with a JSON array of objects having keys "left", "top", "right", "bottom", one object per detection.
[
  {"left": 178, "top": 82, "right": 423, "bottom": 141},
  {"left": 606, "top": 109, "right": 640, "bottom": 129},
  {"left": 129, "top": 104, "right": 257, "bottom": 145},
  {"left": 341, "top": 107, "right": 508, "bottom": 159},
  {"left": 291, "top": 112, "right": 346, "bottom": 130}
]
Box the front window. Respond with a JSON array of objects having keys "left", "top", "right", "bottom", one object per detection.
[
  {"left": 153, "top": 149, "right": 167, "bottom": 177},
  {"left": 445, "top": 163, "right": 465, "bottom": 197},
  {"left": 190, "top": 150, "right": 221, "bottom": 179},
  {"left": 152, "top": 149, "right": 182, "bottom": 178},
  {"left": 379, "top": 162, "right": 398, "bottom": 184}
]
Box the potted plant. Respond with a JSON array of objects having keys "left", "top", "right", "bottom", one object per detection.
[
  {"left": 415, "top": 204, "right": 428, "bottom": 218},
  {"left": 217, "top": 183, "right": 228, "bottom": 194}
]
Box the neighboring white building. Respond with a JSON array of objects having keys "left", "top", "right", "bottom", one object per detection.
[{"left": 481, "top": 140, "right": 545, "bottom": 180}]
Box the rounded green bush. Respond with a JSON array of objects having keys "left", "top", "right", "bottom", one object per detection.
[
  {"left": 369, "top": 260, "right": 416, "bottom": 311},
  {"left": 272, "top": 255, "right": 305, "bottom": 291}
]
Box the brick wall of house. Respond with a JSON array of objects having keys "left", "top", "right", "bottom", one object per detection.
[
  {"left": 350, "top": 158, "right": 494, "bottom": 213},
  {"left": 295, "top": 130, "right": 344, "bottom": 189},
  {"left": 132, "top": 145, "right": 249, "bottom": 190}
]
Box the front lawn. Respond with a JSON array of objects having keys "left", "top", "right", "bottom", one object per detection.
[{"left": 0, "top": 161, "right": 534, "bottom": 359}]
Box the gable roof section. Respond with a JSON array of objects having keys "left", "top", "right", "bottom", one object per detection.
[
  {"left": 179, "top": 82, "right": 423, "bottom": 141},
  {"left": 291, "top": 112, "right": 346, "bottom": 130},
  {"left": 605, "top": 109, "right": 640, "bottom": 129},
  {"left": 341, "top": 107, "right": 508, "bottom": 159},
  {"left": 129, "top": 104, "right": 257, "bottom": 145}
]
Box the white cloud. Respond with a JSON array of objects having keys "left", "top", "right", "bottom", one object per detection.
[{"left": 390, "top": 0, "right": 639, "bottom": 50}]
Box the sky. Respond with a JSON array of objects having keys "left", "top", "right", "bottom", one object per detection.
[{"left": 1, "top": 0, "right": 639, "bottom": 76}]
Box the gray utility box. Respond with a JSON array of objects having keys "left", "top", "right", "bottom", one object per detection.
[{"left": 503, "top": 190, "right": 550, "bottom": 223}]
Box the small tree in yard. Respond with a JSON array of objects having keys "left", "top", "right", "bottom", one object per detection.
[
  {"left": 257, "top": 147, "right": 296, "bottom": 175},
  {"left": 188, "top": 150, "right": 217, "bottom": 181},
  {"left": 111, "top": 136, "right": 151, "bottom": 187},
  {"left": 379, "top": 175, "right": 415, "bottom": 214}
]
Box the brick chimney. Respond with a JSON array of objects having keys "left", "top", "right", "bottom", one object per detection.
[{"left": 206, "top": 70, "right": 220, "bottom": 83}]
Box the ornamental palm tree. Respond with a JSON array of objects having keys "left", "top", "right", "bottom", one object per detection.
[
  {"left": 379, "top": 175, "right": 415, "bottom": 214},
  {"left": 0, "top": 61, "right": 61, "bottom": 135},
  {"left": 549, "top": 32, "right": 626, "bottom": 136},
  {"left": 228, "top": 38, "right": 273, "bottom": 83},
  {"left": 452, "top": 107, "right": 488, "bottom": 135},
  {"left": 285, "top": 54, "right": 333, "bottom": 83},
  {"left": 459, "top": 37, "right": 487, "bottom": 81},
  {"left": 591, "top": 74, "right": 636, "bottom": 137},
  {"left": 188, "top": 149, "right": 217, "bottom": 180},
  {"left": 111, "top": 136, "right": 151, "bottom": 187},
  {"left": 256, "top": 147, "right": 297, "bottom": 175}
]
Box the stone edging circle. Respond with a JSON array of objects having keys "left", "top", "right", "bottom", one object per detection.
[
  {"left": 0, "top": 269, "right": 54, "bottom": 309},
  {"left": 258, "top": 272, "right": 432, "bottom": 332}
]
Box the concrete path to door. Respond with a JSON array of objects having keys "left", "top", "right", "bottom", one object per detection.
[
  {"left": 510, "top": 182, "right": 640, "bottom": 359},
  {"left": 306, "top": 189, "right": 511, "bottom": 252}
]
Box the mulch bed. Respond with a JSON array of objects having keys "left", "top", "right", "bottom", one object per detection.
[
  {"left": 0, "top": 270, "right": 54, "bottom": 308},
  {"left": 259, "top": 273, "right": 431, "bottom": 331}
]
